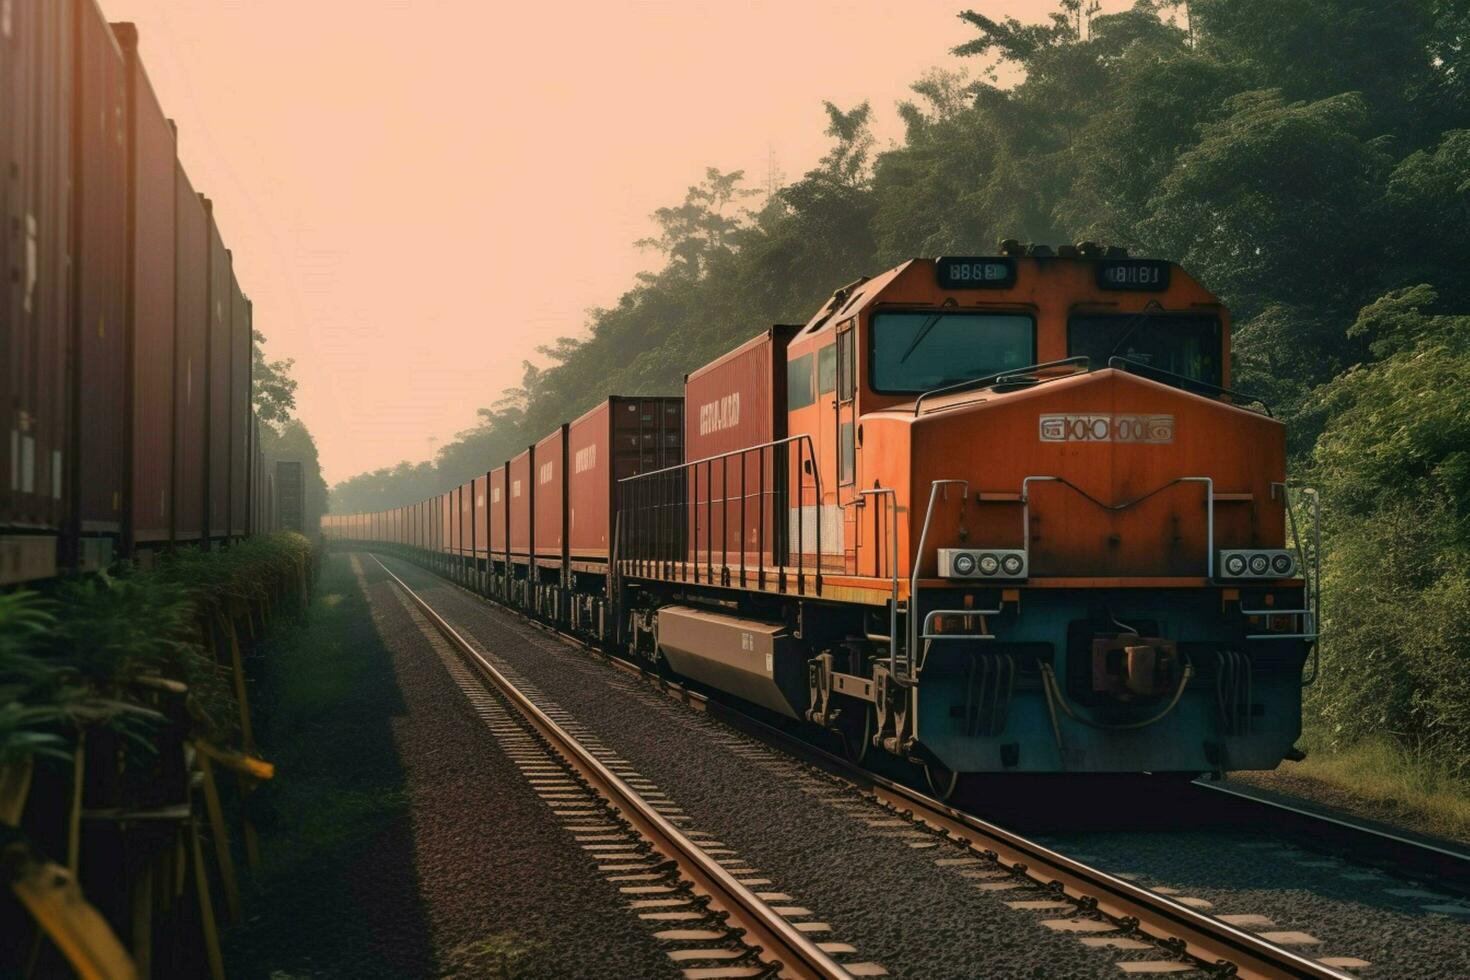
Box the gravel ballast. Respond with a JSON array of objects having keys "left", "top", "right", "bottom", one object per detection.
[
  {"left": 230, "top": 554, "right": 682, "bottom": 978},
  {"left": 379, "top": 554, "right": 1229, "bottom": 979}
]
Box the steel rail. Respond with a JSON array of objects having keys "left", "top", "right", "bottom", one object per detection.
[
  {"left": 368, "top": 549, "right": 1353, "bottom": 979},
  {"left": 369, "top": 555, "right": 851, "bottom": 980},
  {"left": 698, "top": 704, "right": 1352, "bottom": 980},
  {"left": 1192, "top": 779, "right": 1470, "bottom": 899}
]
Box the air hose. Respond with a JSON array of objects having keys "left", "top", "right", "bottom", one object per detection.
[{"left": 1038, "top": 658, "right": 1194, "bottom": 749}]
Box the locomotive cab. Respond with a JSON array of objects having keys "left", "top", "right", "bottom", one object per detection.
[{"left": 786, "top": 248, "right": 1317, "bottom": 783}]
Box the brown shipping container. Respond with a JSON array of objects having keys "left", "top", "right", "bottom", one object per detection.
[
  {"left": 683, "top": 326, "right": 798, "bottom": 564},
  {"left": 508, "top": 449, "right": 532, "bottom": 556},
  {"left": 71, "top": 0, "right": 129, "bottom": 539},
  {"left": 204, "top": 208, "right": 230, "bottom": 538},
  {"left": 173, "top": 164, "right": 208, "bottom": 540},
  {"left": 116, "top": 22, "right": 176, "bottom": 544},
  {"left": 459, "top": 480, "right": 473, "bottom": 556},
  {"left": 534, "top": 426, "right": 566, "bottom": 561},
  {"left": 490, "top": 465, "right": 507, "bottom": 557},
  {"left": 2, "top": 0, "right": 73, "bottom": 541},
  {"left": 229, "top": 286, "right": 250, "bottom": 535},
  {"left": 568, "top": 397, "right": 684, "bottom": 561},
  {"left": 472, "top": 475, "right": 488, "bottom": 557}
]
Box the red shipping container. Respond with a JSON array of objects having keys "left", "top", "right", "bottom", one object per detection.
[
  {"left": 229, "top": 284, "right": 250, "bottom": 536},
  {"left": 568, "top": 397, "right": 684, "bottom": 561},
  {"left": 490, "top": 465, "right": 507, "bottom": 557},
  {"left": 459, "top": 479, "right": 474, "bottom": 556},
  {"left": 509, "top": 449, "right": 533, "bottom": 556},
  {"left": 472, "top": 475, "right": 488, "bottom": 557},
  {"left": 172, "top": 164, "right": 208, "bottom": 541},
  {"left": 2, "top": 0, "right": 73, "bottom": 547},
  {"left": 682, "top": 326, "right": 798, "bottom": 566},
  {"left": 440, "top": 491, "right": 452, "bottom": 554},
  {"left": 534, "top": 426, "right": 566, "bottom": 561},
  {"left": 203, "top": 204, "right": 230, "bottom": 538},
  {"left": 72, "top": 0, "right": 129, "bottom": 541}
]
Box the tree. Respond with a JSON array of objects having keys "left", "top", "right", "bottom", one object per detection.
[{"left": 252, "top": 330, "right": 298, "bottom": 431}]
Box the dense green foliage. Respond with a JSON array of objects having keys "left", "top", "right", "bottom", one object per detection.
[{"left": 331, "top": 1, "right": 1470, "bottom": 765}]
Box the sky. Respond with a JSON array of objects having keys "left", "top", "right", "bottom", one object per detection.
[{"left": 100, "top": 0, "right": 1130, "bottom": 485}]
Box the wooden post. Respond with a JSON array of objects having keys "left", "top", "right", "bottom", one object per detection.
[
  {"left": 188, "top": 819, "right": 226, "bottom": 980},
  {"left": 195, "top": 748, "right": 241, "bottom": 926}
]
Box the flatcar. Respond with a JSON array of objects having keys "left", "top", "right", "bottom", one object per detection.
[{"left": 327, "top": 244, "right": 1319, "bottom": 795}]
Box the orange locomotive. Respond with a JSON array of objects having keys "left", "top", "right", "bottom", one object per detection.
[{"left": 331, "top": 243, "right": 1319, "bottom": 794}]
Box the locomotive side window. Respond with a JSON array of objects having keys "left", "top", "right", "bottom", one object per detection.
[
  {"left": 787, "top": 353, "right": 815, "bottom": 410},
  {"left": 837, "top": 330, "right": 855, "bottom": 401},
  {"left": 1067, "top": 313, "right": 1222, "bottom": 388},
  {"left": 817, "top": 344, "right": 836, "bottom": 394},
  {"left": 868, "top": 313, "right": 1034, "bottom": 394}
]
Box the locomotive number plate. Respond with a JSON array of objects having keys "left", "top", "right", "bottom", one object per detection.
[{"left": 1039, "top": 413, "right": 1174, "bottom": 443}]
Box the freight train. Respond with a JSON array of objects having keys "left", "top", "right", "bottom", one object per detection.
[
  {"left": 1, "top": 1, "right": 274, "bottom": 586},
  {"left": 326, "top": 245, "right": 1320, "bottom": 795}
]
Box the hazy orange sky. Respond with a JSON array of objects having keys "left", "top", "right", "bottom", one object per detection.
[{"left": 102, "top": 0, "right": 1129, "bottom": 484}]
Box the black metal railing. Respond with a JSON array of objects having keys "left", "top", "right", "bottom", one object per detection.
[{"left": 614, "top": 434, "right": 823, "bottom": 595}]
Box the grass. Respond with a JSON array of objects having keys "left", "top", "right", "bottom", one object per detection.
[{"left": 1237, "top": 735, "right": 1470, "bottom": 845}]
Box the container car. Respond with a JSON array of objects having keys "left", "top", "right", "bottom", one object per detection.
[
  {"left": 118, "top": 21, "right": 179, "bottom": 549},
  {"left": 1, "top": 0, "right": 73, "bottom": 583},
  {"left": 173, "top": 165, "right": 210, "bottom": 543},
  {"left": 70, "top": 0, "right": 129, "bottom": 566}
]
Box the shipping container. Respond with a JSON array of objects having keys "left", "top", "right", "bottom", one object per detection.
[
  {"left": 567, "top": 396, "right": 684, "bottom": 561},
  {"left": 440, "top": 491, "right": 452, "bottom": 555},
  {"left": 2, "top": 0, "right": 73, "bottom": 582},
  {"left": 508, "top": 448, "right": 533, "bottom": 557},
  {"left": 71, "top": 0, "right": 128, "bottom": 552},
  {"left": 682, "top": 326, "right": 799, "bottom": 566},
  {"left": 459, "top": 480, "right": 474, "bottom": 556},
  {"left": 534, "top": 425, "right": 566, "bottom": 561},
  {"left": 490, "top": 464, "right": 507, "bottom": 558},
  {"left": 117, "top": 22, "right": 177, "bottom": 547},
  {"left": 172, "top": 163, "right": 208, "bottom": 541},
  {"left": 275, "top": 460, "right": 303, "bottom": 532},
  {"left": 229, "top": 286, "right": 250, "bottom": 535},
  {"left": 203, "top": 205, "right": 230, "bottom": 538},
  {"left": 472, "top": 474, "right": 488, "bottom": 558}
]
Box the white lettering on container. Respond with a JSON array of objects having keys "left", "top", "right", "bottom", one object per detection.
[
  {"left": 538, "top": 461, "right": 554, "bottom": 485},
  {"left": 574, "top": 444, "right": 597, "bottom": 474},
  {"left": 512, "top": 480, "right": 521, "bottom": 498},
  {"left": 698, "top": 393, "right": 741, "bottom": 436}
]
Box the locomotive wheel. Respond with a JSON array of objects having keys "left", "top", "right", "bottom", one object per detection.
[
  {"left": 835, "top": 698, "right": 872, "bottom": 764},
  {"left": 923, "top": 759, "right": 961, "bottom": 802}
]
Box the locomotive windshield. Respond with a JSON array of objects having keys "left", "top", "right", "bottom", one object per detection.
[
  {"left": 869, "top": 312, "right": 1034, "bottom": 394},
  {"left": 1068, "top": 313, "right": 1222, "bottom": 387}
]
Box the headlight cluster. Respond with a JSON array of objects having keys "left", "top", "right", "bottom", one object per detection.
[
  {"left": 939, "top": 548, "right": 1027, "bottom": 580},
  {"left": 1218, "top": 549, "right": 1298, "bottom": 579}
]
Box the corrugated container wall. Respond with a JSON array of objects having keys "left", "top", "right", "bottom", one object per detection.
[
  {"left": 440, "top": 492, "right": 451, "bottom": 554},
  {"left": 71, "top": 0, "right": 128, "bottom": 539},
  {"left": 229, "top": 287, "right": 250, "bottom": 535},
  {"left": 116, "top": 22, "right": 176, "bottom": 545},
  {"left": 472, "top": 475, "right": 488, "bottom": 557},
  {"left": 459, "top": 481, "right": 473, "bottom": 555},
  {"left": 204, "top": 209, "right": 230, "bottom": 538},
  {"left": 2, "top": 0, "right": 73, "bottom": 537},
  {"left": 490, "top": 465, "right": 507, "bottom": 556},
  {"left": 568, "top": 397, "right": 684, "bottom": 561},
  {"left": 682, "top": 327, "right": 797, "bottom": 562},
  {"left": 172, "top": 164, "right": 208, "bottom": 540},
  {"left": 509, "top": 449, "right": 532, "bottom": 556},
  {"left": 534, "top": 426, "right": 566, "bottom": 560}
]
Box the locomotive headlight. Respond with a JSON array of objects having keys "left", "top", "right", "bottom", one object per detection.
[
  {"left": 1001, "top": 553, "right": 1024, "bottom": 576},
  {"left": 978, "top": 553, "right": 1000, "bottom": 575},
  {"left": 1248, "top": 554, "right": 1270, "bottom": 575},
  {"left": 1271, "top": 553, "right": 1295, "bottom": 576},
  {"left": 1224, "top": 554, "right": 1247, "bottom": 577},
  {"left": 953, "top": 552, "right": 976, "bottom": 576}
]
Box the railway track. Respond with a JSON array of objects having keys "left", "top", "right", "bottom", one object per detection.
[
  {"left": 361, "top": 550, "right": 1448, "bottom": 979},
  {"left": 373, "top": 555, "right": 852, "bottom": 980}
]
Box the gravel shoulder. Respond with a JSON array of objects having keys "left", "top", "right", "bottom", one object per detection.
[{"left": 226, "top": 553, "right": 680, "bottom": 979}]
